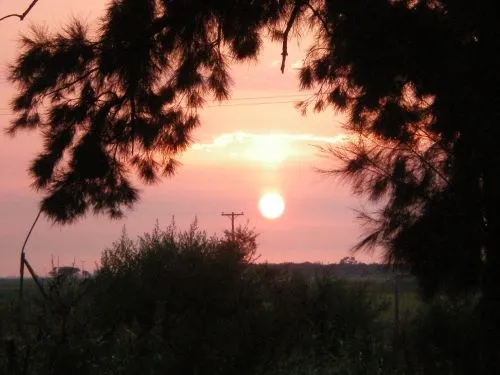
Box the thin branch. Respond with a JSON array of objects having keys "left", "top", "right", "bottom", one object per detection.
[
  {"left": 45, "top": 67, "right": 99, "bottom": 98},
  {"left": 412, "top": 122, "right": 442, "bottom": 146},
  {"left": 319, "top": 144, "right": 394, "bottom": 182},
  {"left": 281, "top": 1, "right": 304, "bottom": 74},
  {"left": 21, "top": 209, "right": 42, "bottom": 256},
  {"left": 350, "top": 130, "right": 450, "bottom": 185},
  {"left": 376, "top": 136, "right": 449, "bottom": 185},
  {"left": 19, "top": 208, "right": 43, "bottom": 303},
  {"left": 0, "top": 0, "right": 40, "bottom": 23},
  {"left": 217, "top": 20, "right": 222, "bottom": 56},
  {"left": 402, "top": 143, "right": 449, "bottom": 184},
  {"left": 304, "top": 1, "right": 331, "bottom": 37}
]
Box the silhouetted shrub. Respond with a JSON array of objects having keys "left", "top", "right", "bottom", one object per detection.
[{"left": 0, "top": 221, "right": 397, "bottom": 374}]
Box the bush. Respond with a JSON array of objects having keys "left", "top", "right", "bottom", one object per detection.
[{"left": 1, "top": 221, "right": 393, "bottom": 375}]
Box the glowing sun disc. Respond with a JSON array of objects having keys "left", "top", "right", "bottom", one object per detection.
[{"left": 259, "top": 192, "right": 285, "bottom": 219}]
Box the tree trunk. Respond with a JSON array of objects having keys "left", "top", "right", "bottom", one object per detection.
[{"left": 481, "top": 165, "right": 500, "bottom": 374}]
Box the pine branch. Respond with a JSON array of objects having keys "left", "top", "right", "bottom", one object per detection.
[
  {"left": 0, "top": 0, "right": 40, "bottom": 22},
  {"left": 304, "top": 1, "right": 331, "bottom": 37}
]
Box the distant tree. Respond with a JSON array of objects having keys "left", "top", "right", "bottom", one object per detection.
[
  {"left": 49, "top": 266, "right": 80, "bottom": 279},
  {"left": 339, "top": 256, "right": 358, "bottom": 265}
]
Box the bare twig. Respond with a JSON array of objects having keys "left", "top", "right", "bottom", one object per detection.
[
  {"left": 19, "top": 209, "right": 43, "bottom": 303},
  {"left": 281, "top": 1, "right": 304, "bottom": 74},
  {"left": 0, "top": 0, "right": 41, "bottom": 23},
  {"left": 20, "top": 209, "right": 42, "bottom": 260}
]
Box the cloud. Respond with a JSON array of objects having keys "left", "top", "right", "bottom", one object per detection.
[
  {"left": 191, "top": 132, "right": 249, "bottom": 152},
  {"left": 189, "top": 131, "right": 350, "bottom": 164},
  {"left": 290, "top": 59, "right": 304, "bottom": 70},
  {"left": 191, "top": 131, "right": 348, "bottom": 151},
  {"left": 267, "top": 59, "right": 303, "bottom": 71},
  {"left": 269, "top": 59, "right": 281, "bottom": 67}
]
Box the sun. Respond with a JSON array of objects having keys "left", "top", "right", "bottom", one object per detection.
[{"left": 258, "top": 192, "right": 285, "bottom": 219}]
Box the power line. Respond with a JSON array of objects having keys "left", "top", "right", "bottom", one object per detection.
[
  {"left": 206, "top": 100, "right": 301, "bottom": 108},
  {"left": 0, "top": 99, "right": 303, "bottom": 116},
  {"left": 0, "top": 94, "right": 311, "bottom": 113},
  {"left": 215, "top": 93, "right": 310, "bottom": 101},
  {"left": 0, "top": 94, "right": 309, "bottom": 110}
]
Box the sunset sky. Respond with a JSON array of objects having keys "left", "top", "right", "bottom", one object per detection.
[{"left": 0, "top": 0, "right": 378, "bottom": 276}]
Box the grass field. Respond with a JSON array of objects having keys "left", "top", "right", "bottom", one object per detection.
[
  {"left": 368, "top": 278, "right": 421, "bottom": 321},
  {"left": 0, "top": 278, "right": 40, "bottom": 307},
  {"left": 0, "top": 274, "right": 422, "bottom": 321}
]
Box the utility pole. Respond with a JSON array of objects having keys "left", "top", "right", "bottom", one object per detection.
[{"left": 221, "top": 211, "right": 244, "bottom": 238}]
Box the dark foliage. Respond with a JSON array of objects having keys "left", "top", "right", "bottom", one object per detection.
[
  {"left": 301, "top": 0, "right": 491, "bottom": 296},
  {"left": 300, "top": 2, "right": 500, "bottom": 370},
  {"left": 0, "top": 223, "right": 390, "bottom": 375}
]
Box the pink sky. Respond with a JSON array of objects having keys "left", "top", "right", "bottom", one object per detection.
[{"left": 0, "top": 1, "right": 378, "bottom": 276}]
